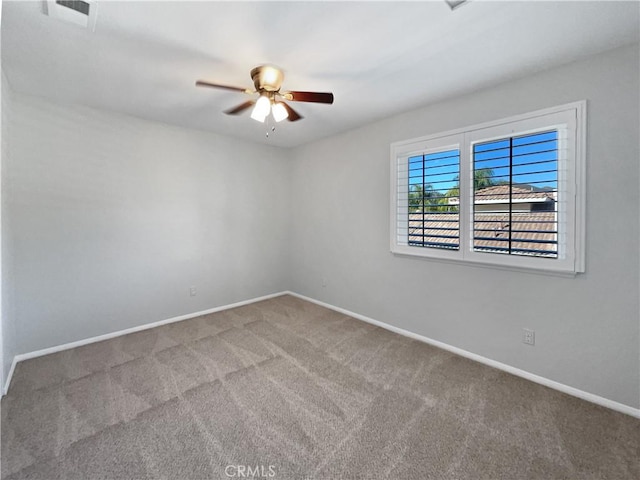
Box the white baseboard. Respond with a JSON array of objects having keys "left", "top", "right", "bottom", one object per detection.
[
  {"left": 2, "top": 291, "right": 288, "bottom": 396},
  {"left": 285, "top": 291, "right": 640, "bottom": 419},
  {"left": 5, "top": 355, "right": 18, "bottom": 396}
]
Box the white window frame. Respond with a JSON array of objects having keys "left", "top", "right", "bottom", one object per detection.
[{"left": 390, "top": 101, "right": 586, "bottom": 276}]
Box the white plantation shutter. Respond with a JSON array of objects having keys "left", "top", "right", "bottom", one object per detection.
[
  {"left": 471, "top": 130, "right": 560, "bottom": 258},
  {"left": 392, "top": 134, "right": 463, "bottom": 261},
  {"left": 464, "top": 108, "right": 581, "bottom": 273},
  {"left": 407, "top": 149, "right": 460, "bottom": 249}
]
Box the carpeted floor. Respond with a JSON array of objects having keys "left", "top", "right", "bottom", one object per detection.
[{"left": 1, "top": 295, "right": 638, "bottom": 479}]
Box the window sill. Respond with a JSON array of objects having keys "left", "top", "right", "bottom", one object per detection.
[{"left": 391, "top": 249, "right": 580, "bottom": 278}]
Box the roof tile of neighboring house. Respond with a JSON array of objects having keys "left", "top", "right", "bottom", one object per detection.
[
  {"left": 409, "top": 212, "right": 557, "bottom": 254},
  {"left": 474, "top": 185, "right": 555, "bottom": 201}
]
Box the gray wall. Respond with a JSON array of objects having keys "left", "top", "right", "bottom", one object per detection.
[
  {"left": 2, "top": 69, "right": 16, "bottom": 386},
  {"left": 5, "top": 93, "right": 291, "bottom": 355},
  {"left": 289, "top": 44, "right": 640, "bottom": 409}
]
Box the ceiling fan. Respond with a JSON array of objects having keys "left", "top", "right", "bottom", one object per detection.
[{"left": 195, "top": 65, "right": 334, "bottom": 123}]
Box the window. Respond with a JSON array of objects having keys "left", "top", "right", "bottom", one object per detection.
[{"left": 390, "top": 102, "right": 585, "bottom": 275}]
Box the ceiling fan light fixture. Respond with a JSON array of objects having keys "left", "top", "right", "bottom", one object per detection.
[
  {"left": 197, "top": 65, "right": 333, "bottom": 125},
  {"left": 251, "top": 95, "right": 271, "bottom": 122},
  {"left": 272, "top": 102, "right": 289, "bottom": 122}
]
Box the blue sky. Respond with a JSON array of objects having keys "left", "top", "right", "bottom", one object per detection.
[
  {"left": 409, "top": 130, "right": 558, "bottom": 194},
  {"left": 409, "top": 150, "right": 459, "bottom": 194}
]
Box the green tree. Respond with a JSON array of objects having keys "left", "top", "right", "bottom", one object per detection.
[
  {"left": 409, "top": 184, "right": 445, "bottom": 213},
  {"left": 445, "top": 168, "right": 496, "bottom": 199},
  {"left": 474, "top": 168, "right": 495, "bottom": 189}
]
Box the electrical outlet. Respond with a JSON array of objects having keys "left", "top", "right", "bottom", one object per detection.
[
  {"left": 321, "top": 278, "right": 327, "bottom": 288},
  {"left": 523, "top": 328, "right": 535, "bottom": 346},
  {"left": 189, "top": 286, "right": 197, "bottom": 297}
]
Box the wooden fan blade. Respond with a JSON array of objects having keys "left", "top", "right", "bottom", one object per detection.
[
  {"left": 224, "top": 100, "right": 255, "bottom": 115},
  {"left": 282, "top": 102, "right": 303, "bottom": 122},
  {"left": 282, "top": 91, "right": 334, "bottom": 104},
  {"left": 196, "top": 80, "right": 252, "bottom": 94}
]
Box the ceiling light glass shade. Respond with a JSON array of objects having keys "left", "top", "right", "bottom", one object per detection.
[
  {"left": 272, "top": 102, "right": 289, "bottom": 122},
  {"left": 250, "top": 109, "right": 266, "bottom": 123},
  {"left": 251, "top": 95, "right": 271, "bottom": 122}
]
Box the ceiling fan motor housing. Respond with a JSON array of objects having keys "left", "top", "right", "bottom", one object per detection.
[{"left": 251, "top": 65, "right": 284, "bottom": 92}]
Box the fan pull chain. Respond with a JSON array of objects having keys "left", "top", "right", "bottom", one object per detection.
[{"left": 265, "top": 115, "right": 276, "bottom": 138}]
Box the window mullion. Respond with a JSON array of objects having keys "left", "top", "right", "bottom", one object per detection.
[
  {"left": 459, "top": 133, "right": 472, "bottom": 260},
  {"left": 508, "top": 136, "right": 513, "bottom": 255},
  {"left": 422, "top": 154, "right": 426, "bottom": 247}
]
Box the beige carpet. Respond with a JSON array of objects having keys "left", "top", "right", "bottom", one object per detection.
[{"left": 1, "top": 295, "right": 638, "bottom": 479}]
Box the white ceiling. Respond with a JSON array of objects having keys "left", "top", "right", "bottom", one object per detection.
[{"left": 2, "top": 1, "right": 639, "bottom": 148}]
